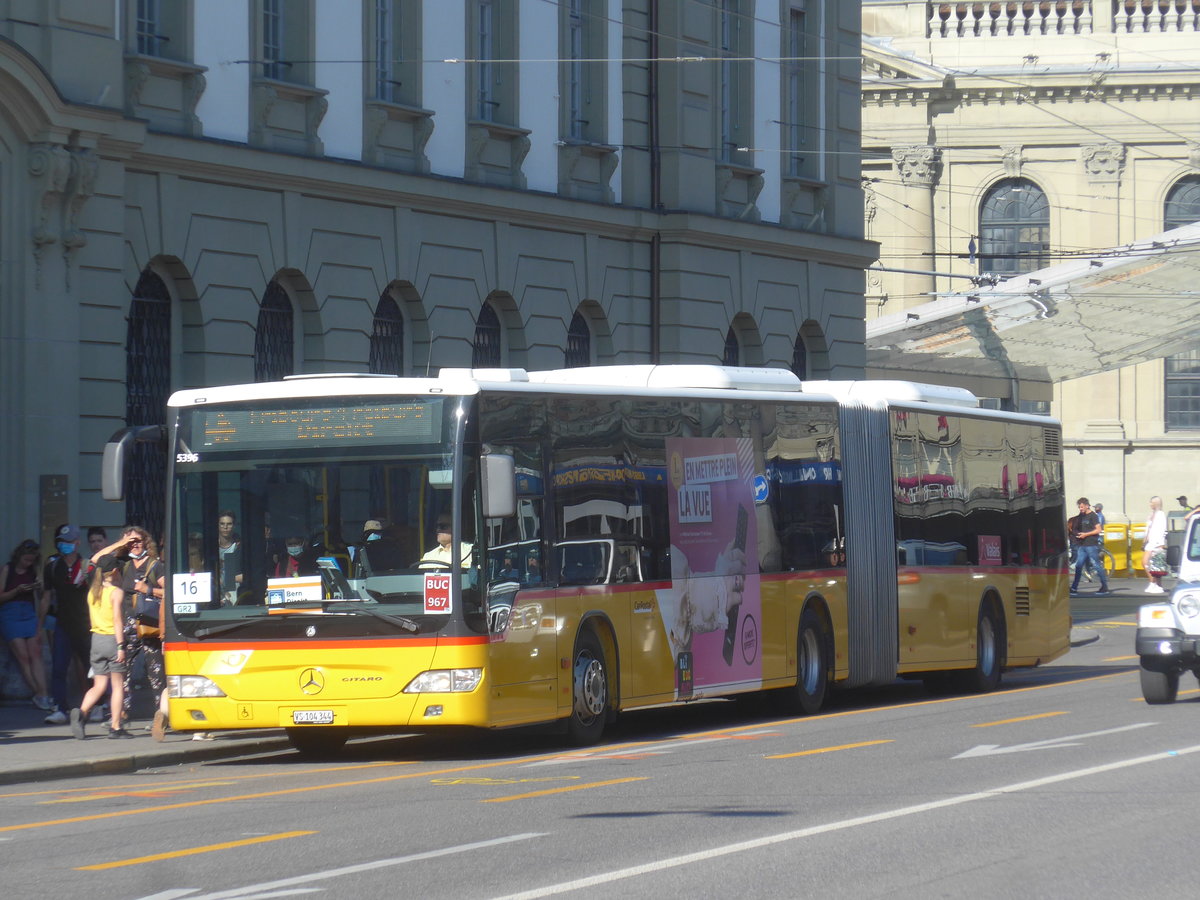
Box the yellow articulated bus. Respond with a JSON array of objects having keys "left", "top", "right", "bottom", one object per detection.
[{"left": 102, "top": 365, "right": 1070, "bottom": 756}]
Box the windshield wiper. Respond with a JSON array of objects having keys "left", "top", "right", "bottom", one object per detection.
[
  {"left": 331, "top": 602, "right": 420, "bottom": 633},
  {"left": 193, "top": 613, "right": 270, "bottom": 640}
]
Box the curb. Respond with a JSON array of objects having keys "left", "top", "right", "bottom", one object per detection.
[{"left": 0, "top": 734, "right": 294, "bottom": 787}]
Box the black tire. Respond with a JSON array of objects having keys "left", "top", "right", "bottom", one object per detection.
[
  {"left": 565, "top": 629, "right": 609, "bottom": 746},
  {"left": 1140, "top": 666, "right": 1180, "bottom": 704},
  {"left": 286, "top": 726, "right": 348, "bottom": 758},
  {"left": 959, "top": 602, "right": 1003, "bottom": 693},
  {"left": 785, "top": 606, "right": 828, "bottom": 715}
]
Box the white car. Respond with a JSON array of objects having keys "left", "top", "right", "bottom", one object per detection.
[{"left": 1136, "top": 513, "right": 1200, "bottom": 703}]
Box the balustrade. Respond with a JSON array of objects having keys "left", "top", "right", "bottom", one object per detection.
[{"left": 926, "top": 1, "right": 1200, "bottom": 37}]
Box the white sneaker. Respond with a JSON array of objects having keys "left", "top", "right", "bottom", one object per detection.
[
  {"left": 44, "top": 709, "right": 68, "bottom": 725},
  {"left": 1144, "top": 584, "right": 1165, "bottom": 594}
]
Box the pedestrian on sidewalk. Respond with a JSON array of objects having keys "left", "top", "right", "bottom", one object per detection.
[
  {"left": 93, "top": 527, "right": 167, "bottom": 733},
  {"left": 70, "top": 558, "right": 130, "bottom": 739},
  {"left": 1, "top": 538, "right": 53, "bottom": 710},
  {"left": 1070, "top": 498, "right": 1110, "bottom": 596},
  {"left": 1143, "top": 495, "right": 1169, "bottom": 594},
  {"left": 41, "top": 525, "right": 92, "bottom": 724}
]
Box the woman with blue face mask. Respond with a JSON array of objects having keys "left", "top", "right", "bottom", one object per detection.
[
  {"left": 41, "top": 525, "right": 92, "bottom": 724},
  {"left": 272, "top": 535, "right": 318, "bottom": 578}
]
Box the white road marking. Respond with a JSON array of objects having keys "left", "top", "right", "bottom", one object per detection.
[
  {"left": 132, "top": 833, "right": 545, "bottom": 900},
  {"left": 492, "top": 743, "right": 1200, "bottom": 899},
  {"left": 953, "top": 722, "right": 1154, "bottom": 758}
]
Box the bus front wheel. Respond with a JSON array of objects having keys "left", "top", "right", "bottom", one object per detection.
[
  {"left": 791, "top": 606, "right": 829, "bottom": 715},
  {"left": 287, "top": 726, "right": 348, "bottom": 758},
  {"left": 566, "top": 629, "right": 609, "bottom": 746}
]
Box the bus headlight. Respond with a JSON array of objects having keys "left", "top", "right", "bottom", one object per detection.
[
  {"left": 403, "top": 669, "right": 483, "bottom": 693},
  {"left": 167, "top": 675, "right": 227, "bottom": 698},
  {"left": 1176, "top": 592, "right": 1200, "bottom": 618}
]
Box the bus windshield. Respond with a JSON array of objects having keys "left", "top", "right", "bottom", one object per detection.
[{"left": 167, "top": 396, "right": 481, "bottom": 637}]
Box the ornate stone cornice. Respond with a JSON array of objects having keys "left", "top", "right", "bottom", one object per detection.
[
  {"left": 865, "top": 81, "right": 1200, "bottom": 108},
  {"left": 892, "top": 146, "right": 942, "bottom": 187}
]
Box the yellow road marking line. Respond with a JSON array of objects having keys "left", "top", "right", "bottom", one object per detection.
[
  {"left": 0, "top": 755, "right": 596, "bottom": 833},
  {"left": 76, "top": 830, "right": 316, "bottom": 870},
  {"left": 1096, "top": 621, "right": 1136, "bottom": 627},
  {"left": 765, "top": 739, "right": 893, "bottom": 759},
  {"left": 971, "top": 711, "right": 1068, "bottom": 727},
  {"left": 2, "top": 760, "right": 411, "bottom": 800},
  {"left": 483, "top": 777, "right": 646, "bottom": 803},
  {"left": 1129, "top": 690, "right": 1200, "bottom": 701},
  {"left": 1105, "top": 655, "right": 1138, "bottom": 661}
]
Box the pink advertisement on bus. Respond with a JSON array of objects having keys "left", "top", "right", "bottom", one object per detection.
[{"left": 656, "top": 436, "right": 762, "bottom": 698}]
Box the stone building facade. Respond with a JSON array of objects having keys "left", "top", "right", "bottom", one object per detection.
[
  {"left": 862, "top": 0, "right": 1200, "bottom": 523},
  {"left": 0, "top": 1, "right": 873, "bottom": 559}
]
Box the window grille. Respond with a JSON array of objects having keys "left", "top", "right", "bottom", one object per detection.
[
  {"left": 792, "top": 335, "right": 808, "bottom": 379},
  {"left": 566, "top": 312, "right": 591, "bottom": 367},
  {"left": 723, "top": 327, "right": 741, "bottom": 367},
  {"left": 254, "top": 281, "right": 294, "bottom": 382},
  {"left": 125, "top": 269, "right": 171, "bottom": 539},
  {"left": 370, "top": 294, "right": 404, "bottom": 375},
  {"left": 473, "top": 303, "right": 502, "bottom": 367}
]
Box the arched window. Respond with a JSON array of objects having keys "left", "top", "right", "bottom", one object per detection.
[
  {"left": 254, "top": 280, "right": 294, "bottom": 382},
  {"left": 1164, "top": 177, "right": 1200, "bottom": 430},
  {"left": 472, "top": 302, "right": 502, "bottom": 367},
  {"left": 1165, "top": 176, "right": 1200, "bottom": 230},
  {"left": 723, "top": 327, "right": 740, "bottom": 367},
  {"left": 369, "top": 293, "right": 404, "bottom": 375},
  {"left": 125, "top": 268, "right": 171, "bottom": 538},
  {"left": 792, "top": 335, "right": 808, "bottom": 379},
  {"left": 565, "top": 311, "right": 591, "bottom": 367},
  {"left": 979, "top": 178, "right": 1049, "bottom": 275}
]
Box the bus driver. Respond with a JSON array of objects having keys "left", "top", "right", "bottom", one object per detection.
[{"left": 419, "top": 516, "right": 473, "bottom": 570}]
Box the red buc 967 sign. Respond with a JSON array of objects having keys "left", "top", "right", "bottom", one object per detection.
[{"left": 423, "top": 572, "right": 452, "bottom": 614}]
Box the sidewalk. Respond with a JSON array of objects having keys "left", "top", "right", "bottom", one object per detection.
[{"left": 0, "top": 700, "right": 292, "bottom": 787}]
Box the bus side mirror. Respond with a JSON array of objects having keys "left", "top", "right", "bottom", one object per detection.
[
  {"left": 481, "top": 454, "right": 516, "bottom": 519},
  {"left": 101, "top": 425, "right": 168, "bottom": 502},
  {"left": 101, "top": 440, "right": 127, "bottom": 501}
]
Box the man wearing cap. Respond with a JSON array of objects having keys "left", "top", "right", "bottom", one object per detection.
[{"left": 42, "top": 525, "right": 92, "bottom": 724}]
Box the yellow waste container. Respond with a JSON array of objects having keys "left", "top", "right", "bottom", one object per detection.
[
  {"left": 1129, "top": 521, "right": 1147, "bottom": 574},
  {"left": 1102, "top": 523, "right": 1130, "bottom": 574}
]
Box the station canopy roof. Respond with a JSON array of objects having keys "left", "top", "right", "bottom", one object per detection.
[{"left": 866, "top": 221, "right": 1200, "bottom": 386}]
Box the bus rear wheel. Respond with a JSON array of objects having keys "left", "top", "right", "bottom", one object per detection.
[
  {"left": 287, "top": 726, "right": 348, "bottom": 758},
  {"left": 566, "top": 629, "right": 609, "bottom": 746},
  {"left": 961, "top": 602, "right": 1003, "bottom": 693}
]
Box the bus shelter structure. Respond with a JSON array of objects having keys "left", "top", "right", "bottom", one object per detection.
[{"left": 864, "top": 221, "right": 1200, "bottom": 405}]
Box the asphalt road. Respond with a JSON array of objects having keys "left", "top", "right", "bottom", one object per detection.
[{"left": 3, "top": 608, "right": 1194, "bottom": 900}]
